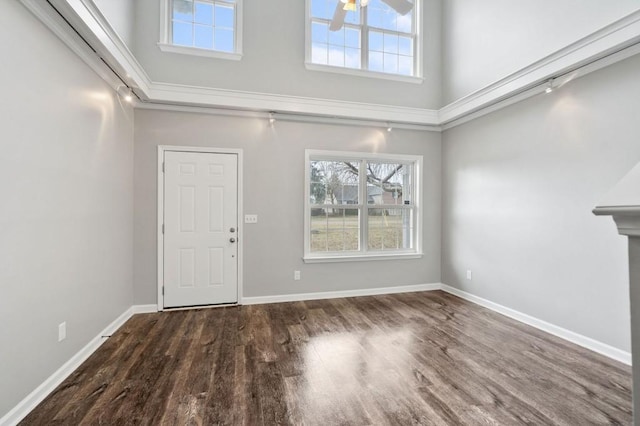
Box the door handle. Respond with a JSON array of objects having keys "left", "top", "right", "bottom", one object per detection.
[{"left": 230, "top": 238, "right": 236, "bottom": 243}]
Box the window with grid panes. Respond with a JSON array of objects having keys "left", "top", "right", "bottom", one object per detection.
[
  {"left": 304, "top": 150, "right": 422, "bottom": 262},
  {"left": 161, "top": 0, "right": 241, "bottom": 56},
  {"left": 308, "top": 0, "right": 418, "bottom": 77}
]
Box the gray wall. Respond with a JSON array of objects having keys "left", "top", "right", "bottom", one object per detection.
[
  {"left": 132, "top": 0, "right": 442, "bottom": 109},
  {"left": 442, "top": 53, "right": 640, "bottom": 352},
  {"left": 0, "top": 1, "right": 134, "bottom": 418},
  {"left": 94, "top": 0, "right": 136, "bottom": 48},
  {"left": 441, "top": 0, "right": 640, "bottom": 104},
  {"left": 134, "top": 110, "right": 442, "bottom": 304}
]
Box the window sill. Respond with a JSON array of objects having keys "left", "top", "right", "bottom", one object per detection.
[
  {"left": 303, "top": 252, "right": 423, "bottom": 264},
  {"left": 304, "top": 62, "right": 424, "bottom": 84},
  {"left": 158, "top": 43, "right": 243, "bottom": 61}
]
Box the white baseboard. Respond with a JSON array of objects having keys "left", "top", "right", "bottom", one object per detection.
[
  {"left": 132, "top": 304, "right": 158, "bottom": 314},
  {"left": 241, "top": 283, "right": 442, "bottom": 305},
  {"left": 0, "top": 307, "right": 134, "bottom": 426},
  {"left": 440, "top": 284, "right": 632, "bottom": 366}
]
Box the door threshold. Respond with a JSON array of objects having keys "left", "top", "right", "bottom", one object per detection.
[{"left": 163, "top": 302, "right": 239, "bottom": 312}]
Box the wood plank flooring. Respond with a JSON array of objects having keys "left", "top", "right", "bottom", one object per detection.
[{"left": 21, "top": 291, "right": 631, "bottom": 425}]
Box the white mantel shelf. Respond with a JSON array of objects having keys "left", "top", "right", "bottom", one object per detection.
[{"left": 593, "top": 161, "right": 640, "bottom": 424}]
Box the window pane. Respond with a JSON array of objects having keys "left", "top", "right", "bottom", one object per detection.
[
  {"left": 215, "top": 4, "right": 234, "bottom": 28},
  {"left": 312, "top": 43, "right": 328, "bottom": 64},
  {"left": 368, "top": 208, "right": 413, "bottom": 250},
  {"left": 194, "top": 25, "right": 213, "bottom": 49},
  {"left": 344, "top": 8, "right": 360, "bottom": 25},
  {"left": 194, "top": 2, "right": 213, "bottom": 25},
  {"left": 366, "top": 162, "right": 412, "bottom": 205},
  {"left": 328, "top": 27, "right": 344, "bottom": 46},
  {"left": 397, "top": 11, "right": 413, "bottom": 33},
  {"left": 383, "top": 33, "right": 398, "bottom": 54},
  {"left": 328, "top": 46, "right": 345, "bottom": 66},
  {"left": 345, "top": 27, "right": 360, "bottom": 48},
  {"left": 399, "top": 36, "right": 412, "bottom": 56},
  {"left": 311, "top": 0, "right": 334, "bottom": 20},
  {"left": 173, "top": 0, "right": 193, "bottom": 21},
  {"left": 367, "top": 1, "right": 384, "bottom": 28},
  {"left": 383, "top": 53, "right": 398, "bottom": 73},
  {"left": 173, "top": 21, "right": 193, "bottom": 46},
  {"left": 311, "top": 209, "right": 360, "bottom": 252},
  {"left": 312, "top": 21, "right": 329, "bottom": 43},
  {"left": 398, "top": 55, "right": 413, "bottom": 75},
  {"left": 214, "top": 28, "right": 234, "bottom": 52},
  {"left": 345, "top": 48, "right": 361, "bottom": 69},
  {"left": 310, "top": 160, "right": 360, "bottom": 205},
  {"left": 369, "top": 51, "right": 383, "bottom": 72},
  {"left": 369, "top": 30, "right": 383, "bottom": 52}
]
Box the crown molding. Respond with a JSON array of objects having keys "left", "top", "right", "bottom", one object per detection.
[
  {"left": 145, "top": 81, "right": 440, "bottom": 125},
  {"left": 439, "top": 9, "right": 640, "bottom": 126},
  {"left": 20, "top": 0, "right": 123, "bottom": 92},
  {"left": 19, "top": 1, "right": 640, "bottom": 130}
]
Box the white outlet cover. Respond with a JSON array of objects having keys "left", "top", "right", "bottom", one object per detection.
[
  {"left": 58, "top": 322, "right": 66, "bottom": 342},
  {"left": 466, "top": 270, "right": 472, "bottom": 280},
  {"left": 294, "top": 270, "right": 301, "bottom": 280},
  {"left": 244, "top": 214, "right": 258, "bottom": 223}
]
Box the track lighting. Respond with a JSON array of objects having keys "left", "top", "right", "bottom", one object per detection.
[
  {"left": 545, "top": 79, "right": 554, "bottom": 94},
  {"left": 269, "top": 112, "right": 276, "bottom": 125},
  {"left": 118, "top": 86, "right": 134, "bottom": 103},
  {"left": 386, "top": 123, "right": 393, "bottom": 132}
]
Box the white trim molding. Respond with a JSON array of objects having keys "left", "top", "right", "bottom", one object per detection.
[
  {"left": 440, "top": 284, "right": 632, "bottom": 366},
  {"left": 20, "top": 1, "right": 640, "bottom": 128},
  {"left": 132, "top": 304, "right": 159, "bottom": 314},
  {"left": 242, "top": 283, "right": 442, "bottom": 305},
  {"left": 146, "top": 81, "right": 438, "bottom": 125},
  {"left": 304, "top": 63, "right": 424, "bottom": 84},
  {"left": 157, "top": 43, "right": 243, "bottom": 61},
  {"left": 0, "top": 307, "right": 134, "bottom": 426}
]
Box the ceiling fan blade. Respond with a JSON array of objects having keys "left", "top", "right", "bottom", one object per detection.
[
  {"left": 381, "top": 0, "right": 413, "bottom": 15},
  {"left": 330, "top": 3, "right": 347, "bottom": 31}
]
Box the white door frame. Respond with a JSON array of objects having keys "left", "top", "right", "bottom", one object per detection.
[{"left": 157, "top": 145, "right": 244, "bottom": 311}]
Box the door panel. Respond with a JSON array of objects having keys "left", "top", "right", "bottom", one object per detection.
[{"left": 163, "top": 151, "right": 238, "bottom": 308}]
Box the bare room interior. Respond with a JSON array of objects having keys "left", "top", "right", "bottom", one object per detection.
[{"left": 2, "top": 0, "right": 640, "bottom": 424}]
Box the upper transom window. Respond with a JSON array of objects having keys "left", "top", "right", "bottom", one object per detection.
[
  {"left": 306, "top": 0, "right": 421, "bottom": 81},
  {"left": 159, "top": 0, "right": 243, "bottom": 60}
]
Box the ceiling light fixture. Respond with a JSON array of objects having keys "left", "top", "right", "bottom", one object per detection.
[
  {"left": 341, "top": 0, "right": 368, "bottom": 11},
  {"left": 545, "top": 79, "right": 554, "bottom": 94},
  {"left": 387, "top": 124, "right": 393, "bottom": 132},
  {"left": 269, "top": 112, "right": 276, "bottom": 125},
  {"left": 118, "top": 86, "right": 134, "bottom": 103}
]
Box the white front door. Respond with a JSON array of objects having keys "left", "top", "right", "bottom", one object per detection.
[{"left": 163, "top": 151, "right": 238, "bottom": 308}]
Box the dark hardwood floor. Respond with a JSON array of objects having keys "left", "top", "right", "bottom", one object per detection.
[{"left": 21, "top": 291, "right": 631, "bottom": 425}]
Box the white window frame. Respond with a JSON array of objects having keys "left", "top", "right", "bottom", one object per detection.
[
  {"left": 304, "top": 0, "right": 423, "bottom": 84},
  {"left": 158, "top": 0, "right": 243, "bottom": 60},
  {"left": 304, "top": 149, "right": 423, "bottom": 263}
]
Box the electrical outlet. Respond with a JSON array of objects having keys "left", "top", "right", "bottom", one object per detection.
[
  {"left": 466, "top": 270, "right": 472, "bottom": 280},
  {"left": 58, "top": 322, "right": 66, "bottom": 342},
  {"left": 244, "top": 214, "right": 258, "bottom": 224},
  {"left": 294, "top": 270, "right": 301, "bottom": 281}
]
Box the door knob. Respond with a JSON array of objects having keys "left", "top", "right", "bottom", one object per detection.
[
  {"left": 230, "top": 227, "right": 236, "bottom": 233},
  {"left": 230, "top": 238, "right": 236, "bottom": 243}
]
